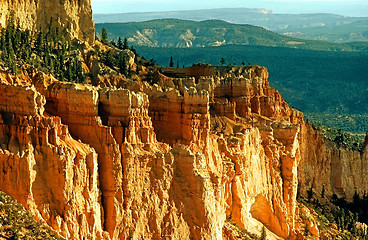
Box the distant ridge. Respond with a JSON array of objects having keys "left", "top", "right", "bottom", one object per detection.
[
  {"left": 93, "top": 7, "right": 368, "bottom": 32},
  {"left": 95, "top": 19, "right": 366, "bottom": 51}
]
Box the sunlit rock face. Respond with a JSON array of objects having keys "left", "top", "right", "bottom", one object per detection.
[
  {"left": 1, "top": 58, "right": 367, "bottom": 239},
  {"left": 299, "top": 123, "right": 368, "bottom": 202}
]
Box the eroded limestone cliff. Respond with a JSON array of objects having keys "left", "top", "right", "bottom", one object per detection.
[
  {"left": 299, "top": 123, "right": 368, "bottom": 201},
  {"left": 0, "top": 54, "right": 367, "bottom": 240},
  {"left": 0, "top": 65, "right": 300, "bottom": 239},
  {"left": 0, "top": 80, "right": 106, "bottom": 239},
  {"left": 2, "top": 0, "right": 368, "bottom": 239},
  {"left": 0, "top": 0, "right": 95, "bottom": 43}
]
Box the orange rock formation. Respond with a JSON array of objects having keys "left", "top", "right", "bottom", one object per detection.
[
  {"left": 0, "top": 61, "right": 367, "bottom": 240},
  {"left": 0, "top": 1, "right": 367, "bottom": 239},
  {"left": 299, "top": 123, "right": 368, "bottom": 201}
]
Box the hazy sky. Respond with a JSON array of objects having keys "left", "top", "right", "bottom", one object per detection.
[{"left": 92, "top": 0, "right": 368, "bottom": 17}]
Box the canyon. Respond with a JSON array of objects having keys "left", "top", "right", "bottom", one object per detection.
[
  {"left": 0, "top": 64, "right": 367, "bottom": 239},
  {"left": 0, "top": 0, "right": 367, "bottom": 239}
]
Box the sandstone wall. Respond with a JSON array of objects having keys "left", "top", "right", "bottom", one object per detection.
[
  {"left": 299, "top": 122, "right": 368, "bottom": 201},
  {"left": 1, "top": 63, "right": 367, "bottom": 240},
  {"left": 0, "top": 0, "right": 95, "bottom": 43},
  {"left": 124, "top": 66, "right": 301, "bottom": 239},
  {"left": 0, "top": 82, "right": 106, "bottom": 239}
]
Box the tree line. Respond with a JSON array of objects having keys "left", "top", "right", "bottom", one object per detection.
[{"left": 0, "top": 13, "right": 85, "bottom": 83}]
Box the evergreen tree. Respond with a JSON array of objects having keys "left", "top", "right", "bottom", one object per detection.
[
  {"left": 118, "top": 52, "right": 127, "bottom": 75},
  {"left": 7, "top": 40, "right": 16, "bottom": 74},
  {"left": 7, "top": 12, "right": 15, "bottom": 40},
  {"left": 117, "top": 37, "right": 123, "bottom": 49},
  {"left": 66, "top": 60, "right": 73, "bottom": 82},
  {"left": 123, "top": 37, "right": 129, "bottom": 50},
  {"left": 55, "top": 26, "right": 60, "bottom": 42},
  {"left": 13, "top": 25, "right": 21, "bottom": 54},
  {"left": 307, "top": 186, "right": 314, "bottom": 200},
  {"left": 169, "top": 56, "right": 174, "bottom": 67},
  {"left": 110, "top": 39, "right": 116, "bottom": 47},
  {"left": 260, "top": 226, "right": 267, "bottom": 240},
  {"left": 35, "top": 29, "right": 44, "bottom": 53},
  {"left": 104, "top": 50, "right": 116, "bottom": 68},
  {"left": 48, "top": 17, "right": 54, "bottom": 36},
  {"left": 9, "top": 58, "right": 17, "bottom": 74},
  {"left": 0, "top": 30, "right": 5, "bottom": 51},
  {"left": 47, "top": 56, "right": 54, "bottom": 74},
  {"left": 75, "top": 58, "right": 84, "bottom": 83},
  {"left": 101, "top": 28, "right": 108, "bottom": 44}
]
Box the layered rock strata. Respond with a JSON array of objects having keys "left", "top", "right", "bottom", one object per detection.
[
  {"left": 0, "top": 81, "right": 105, "bottom": 239},
  {"left": 299, "top": 123, "right": 368, "bottom": 201},
  {"left": 0, "top": 63, "right": 367, "bottom": 240}
]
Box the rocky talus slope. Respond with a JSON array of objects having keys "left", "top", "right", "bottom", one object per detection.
[
  {"left": 1, "top": 65, "right": 366, "bottom": 239},
  {"left": 0, "top": 0, "right": 95, "bottom": 43}
]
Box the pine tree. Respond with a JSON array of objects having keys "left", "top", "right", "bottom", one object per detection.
[
  {"left": 260, "top": 226, "right": 267, "bottom": 240},
  {"left": 118, "top": 52, "right": 127, "bottom": 75},
  {"left": 169, "top": 56, "right": 174, "bottom": 67},
  {"left": 104, "top": 50, "right": 116, "bottom": 68},
  {"left": 9, "top": 58, "right": 17, "bottom": 74},
  {"left": 117, "top": 37, "right": 123, "bottom": 49},
  {"left": 101, "top": 28, "right": 108, "bottom": 44},
  {"left": 48, "top": 57, "right": 54, "bottom": 74},
  {"left": 48, "top": 17, "right": 54, "bottom": 36},
  {"left": 7, "top": 40, "right": 16, "bottom": 74},
  {"left": 66, "top": 60, "right": 73, "bottom": 82},
  {"left": 35, "top": 29, "right": 44, "bottom": 53},
  {"left": 7, "top": 12, "right": 15, "bottom": 40},
  {"left": 123, "top": 37, "right": 129, "bottom": 50},
  {"left": 55, "top": 26, "right": 60, "bottom": 42},
  {"left": 0, "top": 30, "right": 5, "bottom": 51},
  {"left": 13, "top": 25, "right": 21, "bottom": 54}
]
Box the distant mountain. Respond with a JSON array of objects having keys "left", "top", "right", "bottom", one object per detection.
[
  {"left": 93, "top": 8, "right": 368, "bottom": 32},
  {"left": 281, "top": 20, "right": 368, "bottom": 43},
  {"left": 95, "top": 19, "right": 364, "bottom": 51}
]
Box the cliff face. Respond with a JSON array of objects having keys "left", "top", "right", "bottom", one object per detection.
[
  {"left": 0, "top": 65, "right": 304, "bottom": 239},
  {"left": 1, "top": 1, "right": 367, "bottom": 239},
  {"left": 0, "top": 0, "right": 95, "bottom": 43},
  {"left": 0, "top": 80, "right": 105, "bottom": 239},
  {"left": 299, "top": 123, "right": 368, "bottom": 201},
  {"left": 0, "top": 61, "right": 367, "bottom": 240}
]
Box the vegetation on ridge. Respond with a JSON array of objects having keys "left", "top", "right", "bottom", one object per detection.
[
  {"left": 309, "top": 120, "right": 366, "bottom": 151},
  {"left": 0, "top": 191, "right": 64, "bottom": 239},
  {"left": 298, "top": 191, "right": 368, "bottom": 239},
  {"left": 0, "top": 14, "right": 85, "bottom": 83}
]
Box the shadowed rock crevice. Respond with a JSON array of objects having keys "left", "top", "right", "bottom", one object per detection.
[{"left": 98, "top": 101, "right": 109, "bottom": 126}]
